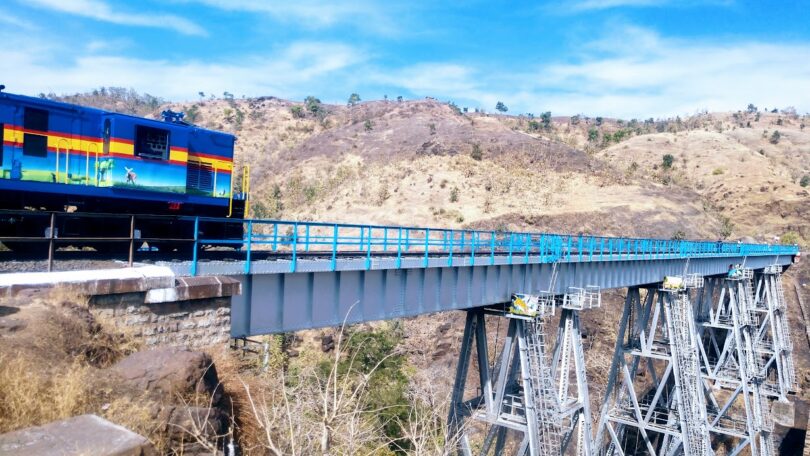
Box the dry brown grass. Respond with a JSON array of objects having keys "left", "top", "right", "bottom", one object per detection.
[
  {"left": 0, "top": 291, "right": 170, "bottom": 449},
  {"left": 0, "top": 355, "right": 93, "bottom": 432}
]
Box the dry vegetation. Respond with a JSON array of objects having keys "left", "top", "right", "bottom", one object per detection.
[
  {"left": 210, "top": 320, "right": 460, "bottom": 455},
  {"left": 27, "top": 90, "right": 810, "bottom": 452},
  {"left": 0, "top": 290, "right": 162, "bottom": 444}
]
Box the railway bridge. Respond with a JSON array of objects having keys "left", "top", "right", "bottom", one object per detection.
[{"left": 0, "top": 212, "right": 801, "bottom": 456}]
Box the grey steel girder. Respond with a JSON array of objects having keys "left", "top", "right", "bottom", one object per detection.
[{"left": 226, "top": 255, "right": 791, "bottom": 336}]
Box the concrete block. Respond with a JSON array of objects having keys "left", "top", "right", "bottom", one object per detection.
[
  {"left": 0, "top": 266, "right": 175, "bottom": 298},
  {"left": 145, "top": 276, "right": 241, "bottom": 304},
  {"left": 0, "top": 414, "right": 154, "bottom": 455},
  {"left": 772, "top": 399, "right": 795, "bottom": 427}
]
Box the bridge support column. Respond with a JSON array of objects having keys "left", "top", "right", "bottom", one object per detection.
[
  {"left": 595, "top": 284, "right": 711, "bottom": 456},
  {"left": 696, "top": 272, "right": 777, "bottom": 456},
  {"left": 551, "top": 307, "right": 594, "bottom": 456},
  {"left": 754, "top": 266, "right": 796, "bottom": 400},
  {"left": 448, "top": 302, "right": 594, "bottom": 455}
]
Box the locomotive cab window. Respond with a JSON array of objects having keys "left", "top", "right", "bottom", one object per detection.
[
  {"left": 103, "top": 119, "right": 111, "bottom": 155},
  {"left": 135, "top": 125, "right": 169, "bottom": 160},
  {"left": 23, "top": 107, "right": 49, "bottom": 157}
]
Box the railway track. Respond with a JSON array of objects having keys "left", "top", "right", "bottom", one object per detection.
[{"left": 0, "top": 249, "right": 465, "bottom": 273}]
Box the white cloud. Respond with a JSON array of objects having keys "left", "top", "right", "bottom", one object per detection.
[
  {"left": 0, "top": 36, "right": 366, "bottom": 101},
  {"left": 24, "top": 0, "right": 206, "bottom": 36},
  {"left": 372, "top": 64, "right": 477, "bottom": 97},
  {"left": 565, "top": 0, "right": 733, "bottom": 12},
  {"left": 1, "top": 19, "right": 808, "bottom": 119},
  {"left": 532, "top": 31, "right": 810, "bottom": 117},
  {"left": 186, "top": 0, "right": 397, "bottom": 34},
  {"left": 568, "top": 0, "right": 660, "bottom": 11},
  {"left": 0, "top": 9, "right": 38, "bottom": 30},
  {"left": 372, "top": 27, "right": 810, "bottom": 118}
]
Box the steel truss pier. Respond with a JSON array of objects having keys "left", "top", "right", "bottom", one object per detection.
[
  {"left": 440, "top": 268, "right": 798, "bottom": 455},
  {"left": 595, "top": 286, "right": 713, "bottom": 456},
  {"left": 593, "top": 269, "right": 794, "bottom": 456},
  {"left": 448, "top": 303, "right": 594, "bottom": 455}
]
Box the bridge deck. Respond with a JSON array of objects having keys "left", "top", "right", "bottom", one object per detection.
[{"left": 0, "top": 211, "right": 799, "bottom": 336}]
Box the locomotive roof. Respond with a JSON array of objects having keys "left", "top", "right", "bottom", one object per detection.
[{"left": 0, "top": 90, "right": 235, "bottom": 140}]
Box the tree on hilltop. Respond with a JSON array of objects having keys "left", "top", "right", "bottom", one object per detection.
[
  {"left": 541, "top": 111, "right": 552, "bottom": 129},
  {"left": 305, "top": 96, "right": 322, "bottom": 114},
  {"left": 347, "top": 93, "right": 361, "bottom": 106},
  {"left": 495, "top": 101, "right": 508, "bottom": 113}
]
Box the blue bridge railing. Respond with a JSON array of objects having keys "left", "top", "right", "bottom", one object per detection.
[
  {"left": 0, "top": 210, "right": 799, "bottom": 275},
  {"left": 191, "top": 217, "right": 798, "bottom": 275}
]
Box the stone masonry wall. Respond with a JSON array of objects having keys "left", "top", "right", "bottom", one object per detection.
[{"left": 91, "top": 293, "right": 232, "bottom": 348}]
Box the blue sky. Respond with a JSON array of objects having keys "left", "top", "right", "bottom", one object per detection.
[{"left": 1, "top": 0, "right": 809, "bottom": 118}]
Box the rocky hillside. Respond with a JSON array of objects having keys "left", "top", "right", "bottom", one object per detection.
[{"left": 44, "top": 90, "right": 810, "bottom": 452}]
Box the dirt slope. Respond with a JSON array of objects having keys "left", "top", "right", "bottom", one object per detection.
[{"left": 53, "top": 91, "right": 810, "bottom": 445}]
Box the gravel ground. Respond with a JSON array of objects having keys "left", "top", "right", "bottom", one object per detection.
[{"left": 0, "top": 259, "right": 131, "bottom": 274}]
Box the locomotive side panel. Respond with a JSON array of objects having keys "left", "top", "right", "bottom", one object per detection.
[
  {"left": 0, "top": 97, "right": 104, "bottom": 188},
  {"left": 187, "top": 128, "right": 234, "bottom": 199}
]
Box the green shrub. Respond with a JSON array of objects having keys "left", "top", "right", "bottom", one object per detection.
[
  {"left": 780, "top": 232, "right": 801, "bottom": 245},
  {"left": 800, "top": 175, "right": 810, "bottom": 187},
  {"left": 304, "top": 96, "right": 322, "bottom": 114},
  {"left": 290, "top": 105, "right": 306, "bottom": 119},
  {"left": 335, "top": 324, "right": 410, "bottom": 452},
  {"left": 712, "top": 168, "right": 724, "bottom": 175},
  {"left": 185, "top": 104, "right": 201, "bottom": 123},
  {"left": 540, "top": 111, "right": 552, "bottom": 129},
  {"left": 449, "top": 187, "right": 459, "bottom": 202},
  {"left": 719, "top": 216, "right": 734, "bottom": 239},
  {"left": 662, "top": 154, "right": 674, "bottom": 169}
]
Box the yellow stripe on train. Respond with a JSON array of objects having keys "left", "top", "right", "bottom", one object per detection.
[{"left": 188, "top": 156, "right": 233, "bottom": 172}]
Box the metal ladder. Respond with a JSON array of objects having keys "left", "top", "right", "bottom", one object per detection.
[
  {"left": 773, "top": 273, "right": 796, "bottom": 388},
  {"left": 525, "top": 317, "right": 562, "bottom": 454},
  {"left": 733, "top": 277, "right": 775, "bottom": 455},
  {"left": 667, "top": 291, "right": 711, "bottom": 456}
]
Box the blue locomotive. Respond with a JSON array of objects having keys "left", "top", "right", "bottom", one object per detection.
[{"left": 0, "top": 87, "right": 248, "bottom": 251}]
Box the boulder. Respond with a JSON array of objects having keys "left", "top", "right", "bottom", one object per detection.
[
  {"left": 321, "top": 334, "right": 335, "bottom": 352},
  {"left": 0, "top": 414, "right": 154, "bottom": 456},
  {"left": 0, "top": 316, "right": 25, "bottom": 334},
  {"left": 112, "top": 347, "right": 221, "bottom": 404},
  {"left": 158, "top": 405, "right": 229, "bottom": 456}
]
